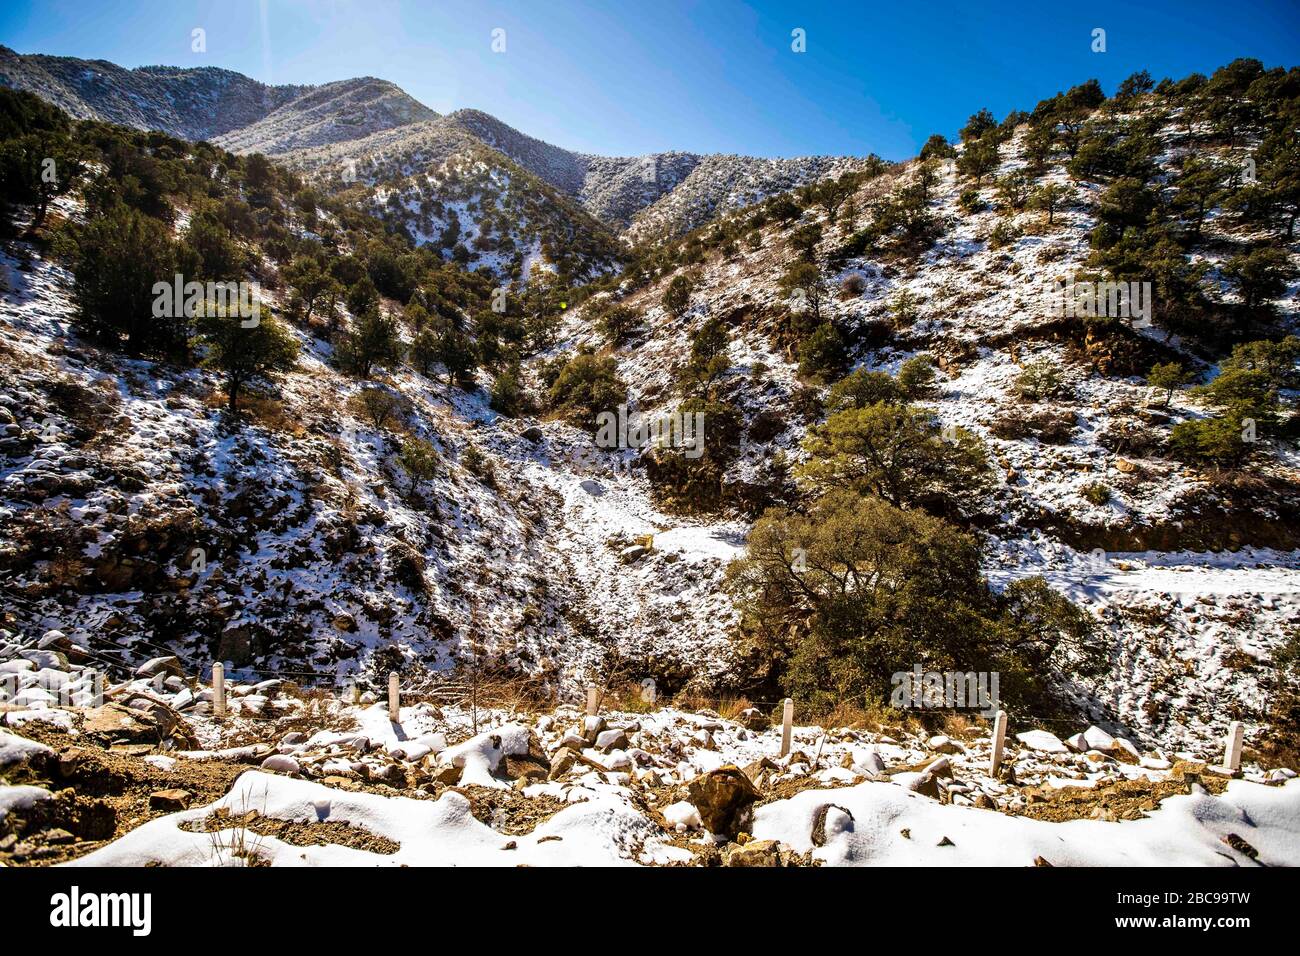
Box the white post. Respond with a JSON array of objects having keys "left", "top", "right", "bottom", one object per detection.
[
  {"left": 989, "top": 710, "right": 1008, "bottom": 776},
  {"left": 585, "top": 685, "right": 599, "bottom": 717},
  {"left": 388, "top": 671, "right": 400, "bottom": 723},
  {"left": 780, "top": 698, "right": 794, "bottom": 758},
  {"left": 351, "top": 683, "right": 361, "bottom": 704},
  {"left": 1223, "top": 720, "right": 1244, "bottom": 772},
  {"left": 212, "top": 662, "right": 226, "bottom": 719}
]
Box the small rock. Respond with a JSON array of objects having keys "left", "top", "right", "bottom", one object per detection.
[
  {"left": 595, "top": 729, "right": 629, "bottom": 753},
  {"left": 927, "top": 735, "right": 962, "bottom": 754},
  {"left": 549, "top": 747, "right": 579, "bottom": 779},
  {"left": 149, "top": 788, "right": 192, "bottom": 812},
  {"left": 431, "top": 764, "right": 462, "bottom": 786},
  {"left": 581, "top": 715, "right": 605, "bottom": 744},
  {"left": 135, "top": 656, "right": 183, "bottom": 680},
  {"left": 1223, "top": 833, "right": 1258, "bottom": 860},
  {"left": 618, "top": 545, "right": 650, "bottom": 564},
  {"left": 557, "top": 732, "right": 588, "bottom": 751},
  {"left": 603, "top": 750, "right": 633, "bottom": 771},
  {"left": 907, "top": 756, "right": 953, "bottom": 799},
  {"left": 723, "top": 839, "right": 783, "bottom": 867},
  {"left": 372, "top": 763, "right": 407, "bottom": 788},
  {"left": 260, "top": 754, "right": 301, "bottom": 775}
]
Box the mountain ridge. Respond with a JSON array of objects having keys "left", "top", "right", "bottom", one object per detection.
[{"left": 0, "top": 46, "right": 862, "bottom": 238}]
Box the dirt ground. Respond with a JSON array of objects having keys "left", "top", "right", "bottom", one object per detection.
[{"left": 2, "top": 722, "right": 251, "bottom": 866}]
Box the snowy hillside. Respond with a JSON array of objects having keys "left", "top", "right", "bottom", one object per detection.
[
  {"left": 0, "top": 47, "right": 862, "bottom": 243},
  {"left": 0, "top": 44, "right": 306, "bottom": 140},
  {"left": 1, "top": 47, "right": 1298, "bottom": 872},
  {"left": 212, "top": 77, "right": 437, "bottom": 156}
]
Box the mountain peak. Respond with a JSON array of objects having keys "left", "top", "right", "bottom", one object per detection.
[{"left": 214, "top": 76, "right": 437, "bottom": 156}]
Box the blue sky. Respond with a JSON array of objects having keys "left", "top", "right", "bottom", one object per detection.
[{"left": 2, "top": 0, "right": 1297, "bottom": 159}]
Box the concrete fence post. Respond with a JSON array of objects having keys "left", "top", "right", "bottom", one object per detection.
[
  {"left": 388, "top": 671, "right": 400, "bottom": 723},
  {"left": 585, "top": 685, "right": 599, "bottom": 717},
  {"left": 212, "top": 662, "right": 226, "bottom": 719},
  {"left": 780, "top": 698, "right": 794, "bottom": 758},
  {"left": 1224, "top": 720, "right": 1244, "bottom": 772},
  {"left": 989, "top": 710, "right": 1008, "bottom": 776}
]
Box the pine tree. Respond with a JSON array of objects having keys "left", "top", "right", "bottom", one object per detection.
[
  {"left": 195, "top": 310, "right": 299, "bottom": 412},
  {"left": 1147, "top": 362, "right": 1193, "bottom": 407},
  {"left": 663, "top": 274, "right": 694, "bottom": 317},
  {"left": 336, "top": 305, "right": 400, "bottom": 378}
]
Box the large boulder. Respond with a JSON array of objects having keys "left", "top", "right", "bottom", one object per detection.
[
  {"left": 686, "top": 765, "right": 759, "bottom": 837},
  {"left": 1082, "top": 725, "right": 1117, "bottom": 752},
  {"left": 1016, "top": 730, "right": 1069, "bottom": 753},
  {"left": 82, "top": 704, "right": 159, "bottom": 742}
]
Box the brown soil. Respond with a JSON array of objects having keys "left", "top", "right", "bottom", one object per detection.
[
  {"left": 187, "top": 807, "right": 400, "bottom": 856},
  {"left": 1008, "top": 761, "right": 1231, "bottom": 823},
  {"left": 460, "top": 784, "right": 570, "bottom": 836},
  {"left": 1, "top": 723, "right": 251, "bottom": 866}
]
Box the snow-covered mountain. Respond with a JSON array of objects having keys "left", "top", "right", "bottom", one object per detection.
[
  {"left": 212, "top": 77, "right": 438, "bottom": 156},
  {"left": 0, "top": 47, "right": 855, "bottom": 241},
  {"left": 0, "top": 44, "right": 307, "bottom": 140}
]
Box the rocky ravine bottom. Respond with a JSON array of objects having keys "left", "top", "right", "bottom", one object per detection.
[{"left": 2, "top": 652, "right": 1299, "bottom": 866}]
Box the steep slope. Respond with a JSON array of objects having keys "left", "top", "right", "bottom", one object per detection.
[
  {"left": 549, "top": 85, "right": 1300, "bottom": 750},
  {"left": 439, "top": 110, "right": 864, "bottom": 237},
  {"left": 212, "top": 77, "right": 437, "bottom": 156},
  {"left": 2, "top": 61, "right": 1298, "bottom": 762},
  {"left": 1, "top": 47, "right": 861, "bottom": 241},
  {"left": 0, "top": 44, "right": 305, "bottom": 140},
  {"left": 622, "top": 153, "right": 864, "bottom": 243},
  {"left": 283, "top": 118, "right": 622, "bottom": 280},
  {"left": 443, "top": 108, "right": 589, "bottom": 194}
]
